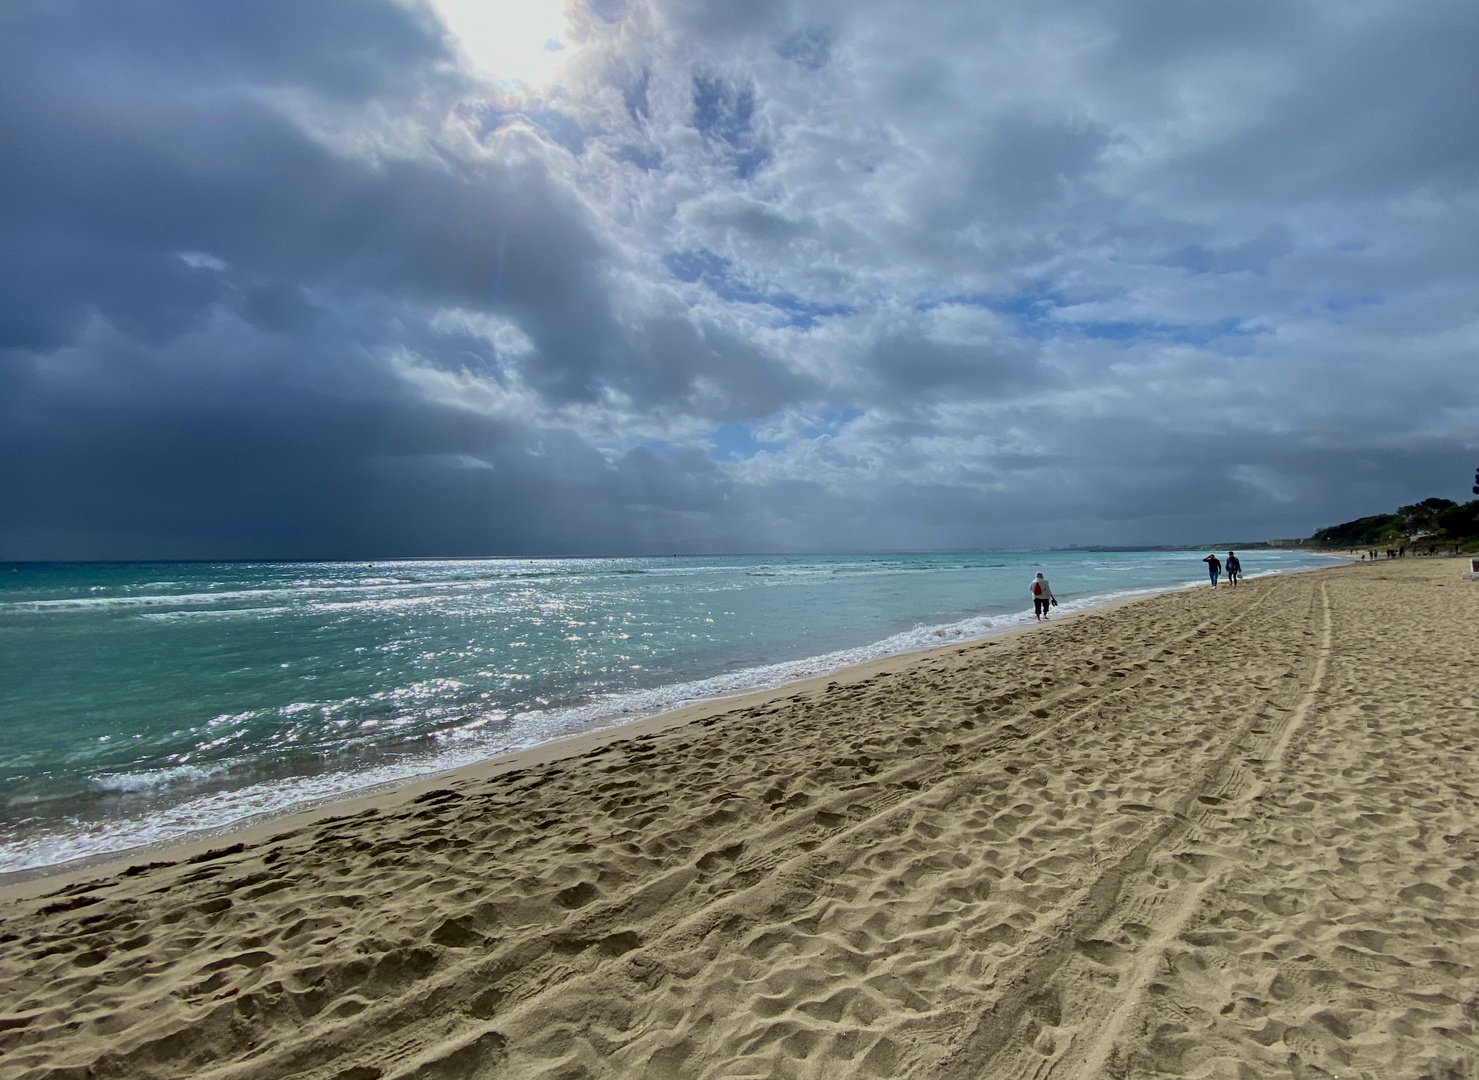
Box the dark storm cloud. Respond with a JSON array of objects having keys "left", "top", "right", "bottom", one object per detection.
[
  {"left": 660, "top": 0, "right": 798, "bottom": 37},
  {"left": 2, "top": 0, "right": 450, "bottom": 100},
  {"left": 866, "top": 335, "right": 1050, "bottom": 399},
  {"left": 777, "top": 29, "right": 831, "bottom": 71},
  {"left": 717, "top": 419, "right": 1473, "bottom": 554},
  {"left": 631, "top": 314, "right": 817, "bottom": 416},
  {"left": 0, "top": 58, "right": 612, "bottom": 394},
  {"left": 961, "top": 110, "right": 1110, "bottom": 214},
  {"left": 0, "top": 307, "right": 764, "bottom": 558},
  {"left": 1090, "top": 0, "right": 1479, "bottom": 200},
  {"left": 1, "top": 0, "right": 1475, "bottom": 558},
  {"left": 0, "top": 0, "right": 798, "bottom": 406},
  {"left": 0, "top": 0, "right": 786, "bottom": 557}
]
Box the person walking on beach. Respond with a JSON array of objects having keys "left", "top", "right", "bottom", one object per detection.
[
  {"left": 1203, "top": 553, "right": 1222, "bottom": 588},
  {"left": 1030, "top": 572, "right": 1057, "bottom": 620},
  {"left": 1225, "top": 551, "right": 1241, "bottom": 587}
]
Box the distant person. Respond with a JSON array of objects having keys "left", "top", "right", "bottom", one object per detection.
[
  {"left": 1030, "top": 572, "right": 1057, "bottom": 620},
  {"left": 1225, "top": 551, "right": 1241, "bottom": 586},
  {"left": 1203, "top": 553, "right": 1221, "bottom": 587}
]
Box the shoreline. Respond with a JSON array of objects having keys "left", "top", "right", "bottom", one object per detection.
[
  {"left": 0, "top": 585, "right": 1125, "bottom": 900},
  {"left": 0, "top": 561, "right": 1344, "bottom": 898},
  {"left": 3, "top": 557, "right": 1472, "bottom": 1078}
]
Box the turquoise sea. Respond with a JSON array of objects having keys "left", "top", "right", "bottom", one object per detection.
[{"left": 0, "top": 550, "right": 1337, "bottom": 873}]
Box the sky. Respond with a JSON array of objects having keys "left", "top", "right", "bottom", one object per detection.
[{"left": 1, "top": 0, "right": 1475, "bottom": 559}]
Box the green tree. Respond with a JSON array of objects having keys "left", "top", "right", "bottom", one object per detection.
[
  {"left": 1309, "top": 513, "right": 1402, "bottom": 547},
  {"left": 1396, "top": 497, "right": 1457, "bottom": 539},
  {"left": 1435, "top": 500, "right": 1479, "bottom": 541}
]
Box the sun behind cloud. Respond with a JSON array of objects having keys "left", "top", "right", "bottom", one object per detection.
[{"left": 428, "top": 0, "right": 574, "bottom": 87}]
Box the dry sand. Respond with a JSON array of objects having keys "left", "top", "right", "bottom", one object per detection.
[{"left": 2, "top": 558, "right": 1477, "bottom": 1080}]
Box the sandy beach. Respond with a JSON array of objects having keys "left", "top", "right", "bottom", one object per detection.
[{"left": 2, "top": 557, "right": 1476, "bottom": 1079}]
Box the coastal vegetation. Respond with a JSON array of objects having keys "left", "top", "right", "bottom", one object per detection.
[{"left": 1309, "top": 492, "right": 1479, "bottom": 552}]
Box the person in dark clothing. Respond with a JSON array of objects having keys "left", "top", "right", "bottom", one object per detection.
[
  {"left": 1203, "top": 553, "right": 1222, "bottom": 587},
  {"left": 1225, "top": 551, "right": 1242, "bottom": 586}
]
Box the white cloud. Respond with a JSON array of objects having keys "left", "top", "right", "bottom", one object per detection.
[
  {"left": 429, "top": 308, "right": 537, "bottom": 358},
  {"left": 178, "top": 250, "right": 228, "bottom": 272}
]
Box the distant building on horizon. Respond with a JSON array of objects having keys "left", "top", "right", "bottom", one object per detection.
[{"left": 1268, "top": 538, "right": 1306, "bottom": 548}]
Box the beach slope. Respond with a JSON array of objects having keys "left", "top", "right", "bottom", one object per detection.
[{"left": 2, "top": 558, "right": 1476, "bottom": 1079}]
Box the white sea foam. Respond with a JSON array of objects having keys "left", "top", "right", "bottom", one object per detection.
[
  {"left": 3, "top": 578, "right": 471, "bottom": 613},
  {"left": 90, "top": 763, "right": 228, "bottom": 794},
  {"left": 137, "top": 606, "right": 297, "bottom": 622}
]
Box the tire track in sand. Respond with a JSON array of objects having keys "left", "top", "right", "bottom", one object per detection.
[
  {"left": 937, "top": 582, "right": 1332, "bottom": 1080},
  {"left": 1053, "top": 587, "right": 1336, "bottom": 1080}
]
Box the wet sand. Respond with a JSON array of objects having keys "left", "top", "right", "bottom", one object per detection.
[{"left": 2, "top": 557, "right": 1476, "bottom": 1079}]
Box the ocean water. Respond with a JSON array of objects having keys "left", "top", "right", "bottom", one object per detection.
[{"left": 0, "top": 550, "right": 1337, "bottom": 873}]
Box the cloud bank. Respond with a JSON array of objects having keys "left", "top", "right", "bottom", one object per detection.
[{"left": 2, "top": 0, "right": 1475, "bottom": 558}]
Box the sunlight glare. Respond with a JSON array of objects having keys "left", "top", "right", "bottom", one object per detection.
[{"left": 430, "top": 0, "right": 573, "bottom": 87}]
